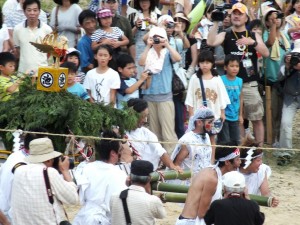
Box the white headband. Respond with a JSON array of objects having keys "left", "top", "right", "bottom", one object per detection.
[
  {"left": 217, "top": 148, "right": 240, "bottom": 162},
  {"left": 240, "top": 147, "right": 263, "bottom": 169}
]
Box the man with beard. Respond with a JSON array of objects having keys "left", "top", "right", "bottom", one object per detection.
[
  {"left": 171, "top": 107, "right": 215, "bottom": 176},
  {"left": 175, "top": 145, "right": 241, "bottom": 225},
  {"left": 207, "top": 2, "right": 269, "bottom": 146},
  {"left": 73, "top": 130, "right": 127, "bottom": 225}
]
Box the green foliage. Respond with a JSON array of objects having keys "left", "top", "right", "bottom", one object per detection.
[{"left": 0, "top": 78, "right": 139, "bottom": 151}]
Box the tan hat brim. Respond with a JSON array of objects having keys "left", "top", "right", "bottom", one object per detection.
[{"left": 26, "top": 151, "right": 62, "bottom": 163}]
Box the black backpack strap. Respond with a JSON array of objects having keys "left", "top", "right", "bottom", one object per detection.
[
  {"left": 198, "top": 75, "right": 207, "bottom": 107},
  {"left": 11, "top": 162, "right": 27, "bottom": 174},
  {"left": 119, "top": 189, "right": 132, "bottom": 225}
]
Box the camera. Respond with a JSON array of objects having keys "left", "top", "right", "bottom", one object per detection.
[
  {"left": 53, "top": 155, "right": 75, "bottom": 171},
  {"left": 153, "top": 36, "right": 160, "bottom": 44},
  {"left": 166, "top": 22, "right": 175, "bottom": 29},
  {"left": 276, "top": 12, "right": 284, "bottom": 19},
  {"left": 290, "top": 52, "right": 300, "bottom": 66},
  {"left": 211, "top": 3, "right": 232, "bottom": 21},
  {"left": 144, "top": 69, "right": 153, "bottom": 76}
]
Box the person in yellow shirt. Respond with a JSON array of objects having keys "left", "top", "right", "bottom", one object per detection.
[{"left": 0, "top": 52, "right": 23, "bottom": 101}]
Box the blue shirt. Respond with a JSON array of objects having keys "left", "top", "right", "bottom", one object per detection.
[
  {"left": 77, "top": 35, "right": 94, "bottom": 70},
  {"left": 221, "top": 75, "right": 243, "bottom": 121},
  {"left": 117, "top": 77, "right": 139, "bottom": 109},
  {"left": 142, "top": 51, "right": 172, "bottom": 95},
  {"left": 67, "top": 82, "right": 90, "bottom": 100}
]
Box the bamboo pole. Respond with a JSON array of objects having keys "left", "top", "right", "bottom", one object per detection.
[
  {"left": 152, "top": 190, "right": 273, "bottom": 207},
  {"left": 150, "top": 170, "right": 191, "bottom": 182},
  {"left": 151, "top": 182, "right": 189, "bottom": 193},
  {"left": 265, "top": 86, "right": 272, "bottom": 144}
]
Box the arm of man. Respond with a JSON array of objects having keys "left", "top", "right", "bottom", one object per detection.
[
  {"left": 48, "top": 168, "right": 79, "bottom": 205},
  {"left": 207, "top": 22, "right": 226, "bottom": 47},
  {"left": 150, "top": 196, "right": 167, "bottom": 219},
  {"left": 254, "top": 32, "right": 270, "bottom": 57},
  {"left": 0, "top": 210, "right": 10, "bottom": 225},
  {"left": 173, "top": 145, "right": 189, "bottom": 167}
]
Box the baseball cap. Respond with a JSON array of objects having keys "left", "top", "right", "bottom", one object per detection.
[
  {"left": 232, "top": 3, "right": 248, "bottom": 15},
  {"left": 223, "top": 171, "right": 246, "bottom": 193}
]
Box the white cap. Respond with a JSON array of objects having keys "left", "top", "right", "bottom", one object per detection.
[{"left": 223, "top": 171, "right": 246, "bottom": 193}]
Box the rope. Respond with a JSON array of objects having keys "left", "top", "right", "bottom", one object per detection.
[{"left": 0, "top": 128, "right": 300, "bottom": 152}]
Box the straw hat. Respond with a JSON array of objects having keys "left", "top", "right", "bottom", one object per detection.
[{"left": 26, "top": 138, "right": 62, "bottom": 163}]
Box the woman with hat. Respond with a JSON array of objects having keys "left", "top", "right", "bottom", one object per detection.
[
  {"left": 138, "top": 26, "right": 181, "bottom": 155},
  {"left": 263, "top": 6, "right": 290, "bottom": 147}
]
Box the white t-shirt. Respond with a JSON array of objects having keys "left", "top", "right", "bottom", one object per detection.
[
  {"left": 0, "top": 25, "right": 9, "bottom": 52},
  {"left": 185, "top": 74, "right": 230, "bottom": 119},
  {"left": 83, "top": 68, "right": 120, "bottom": 105},
  {"left": 13, "top": 21, "right": 52, "bottom": 73},
  {"left": 73, "top": 161, "right": 127, "bottom": 225}
]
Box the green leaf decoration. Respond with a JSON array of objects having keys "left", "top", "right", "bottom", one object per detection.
[{"left": 0, "top": 78, "right": 139, "bottom": 151}]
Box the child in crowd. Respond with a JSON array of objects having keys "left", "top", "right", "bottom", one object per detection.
[
  {"left": 116, "top": 54, "right": 150, "bottom": 109},
  {"left": 0, "top": 52, "right": 23, "bottom": 101},
  {"left": 191, "top": 4, "right": 214, "bottom": 52},
  {"left": 60, "top": 61, "right": 90, "bottom": 101},
  {"left": 91, "top": 8, "right": 129, "bottom": 52},
  {"left": 83, "top": 44, "right": 120, "bottom": 106},
  {"left": 65, "top": 48, "right": 86, "bottom": 84},
  {"left": 185, "top": 50, "right": 230, "bottom": 156},
  {"left": 77, "top": 9, "right": 97, "bottom": 74},
  {"left": 217, "top": 54, "right": 243, "bottom": 144}
]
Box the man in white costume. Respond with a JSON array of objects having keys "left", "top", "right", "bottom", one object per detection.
[
  {"left": 171, "top": 107, "right": 215, "bottom": 177},
  {"left": 125, "top": 98, "right": 182, "bottom": 172},
  {"left": 73, "top": 130, "right": 127, "bottom": 225}
]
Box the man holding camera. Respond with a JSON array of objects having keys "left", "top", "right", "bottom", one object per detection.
[
  {"left": 277, "top": 39, "right": 300, "bottom": 160},
  {"left": 207, "top": 2, "right": 269, "bottom": 146},
  {"left": 11, "top": 138, "right": 78, "bottom": 225}
]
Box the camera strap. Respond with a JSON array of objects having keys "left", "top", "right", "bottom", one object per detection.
[{"left": 43, "top": 168, "right": 70, "bottom": 225}]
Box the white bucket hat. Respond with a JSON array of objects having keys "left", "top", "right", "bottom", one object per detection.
[{"left": 26, "top": 138, "right": 62, "bottom": 163}]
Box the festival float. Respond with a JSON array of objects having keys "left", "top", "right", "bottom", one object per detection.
[{"left": 0, "top": 31, "right": 138, "bottom": 157}]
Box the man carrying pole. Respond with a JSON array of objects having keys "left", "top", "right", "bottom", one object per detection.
[{"left": 175, "top": 145, "right": 241, "bottom": 225}]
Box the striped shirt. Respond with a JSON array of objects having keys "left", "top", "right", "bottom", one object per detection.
[{"left": 91, "top": 27, "right": 124, "bottom": 43}]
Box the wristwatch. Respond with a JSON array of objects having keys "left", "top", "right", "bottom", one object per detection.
[{"left": 252, "top": 40, "right": 258, "bottom": 47}]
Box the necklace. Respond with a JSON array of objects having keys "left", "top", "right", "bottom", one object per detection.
[{"left": 232, "top": 30, "right": 248, "bottom": 52}]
